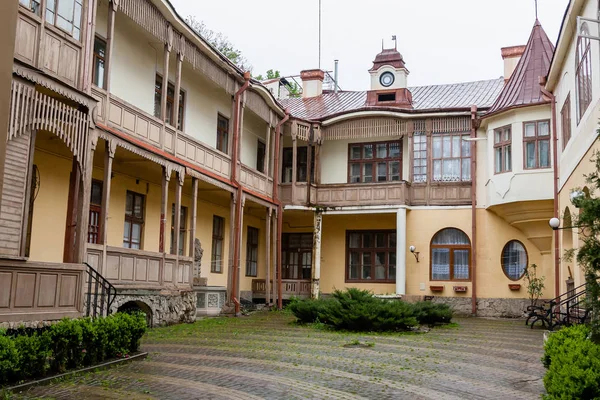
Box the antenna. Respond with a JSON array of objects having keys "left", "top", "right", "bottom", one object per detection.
[{"left": 318, "top": 0, "right": 322, "bottom": 68}]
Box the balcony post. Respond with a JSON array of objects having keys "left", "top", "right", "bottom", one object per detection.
[
  {"left": 291, "top": 132, "right": 297, "bottom": 203},
  {"left": 227, "top": 193, "right": 236, "bottom": 304},
  {"left": 189, "top": 177, "right": 198, "bottom": 259},
  {"left": 74, "top": 131, "right": 98, "bottom": 263},
  {"left": 265, "top": 207, "right": 272, "bottom": 304},
  {"left": 272, "top": 207, "right": 278, "bottom": 304},
  {"left": 173, "top": 44, "right": 183, "bottom": 130},
  {"left": 104, "top": 0, "right": 117, "bottom": 119},
  {"left": 265, "top": 120, "right": 271, "bottom": 177},
  {"left": 159, "top": 165, "right": 171, "bottom": 253},
  {"left": 161, "top": 29, "right": 172, "bottom": 124},
  {"left": 173, "top": 171, "right": 183, "bottom": 256},
  {"left": 311, "top": 210, "right": 323, "bottom": 299},
  {"left": 396, "top": 207, "right": 407, "bottom": 295}
]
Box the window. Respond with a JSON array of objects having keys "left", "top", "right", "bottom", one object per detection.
[
  {"left": 246, "top": 227, "right": 259, "bottom": 277},
  {"left": 282, "top": 233, "right": 313, "bottom": 280},
  {"left": 123, "top": 191, "right": 144, "bottom": 249},
  {"left": 347, "top": 231, "right": 396, "bottom": 282},
  {"left": 378, "top": 93, "right": 396, "bottom": 102},
  {"left": 501, "top": 240, "right": 528, "bottom": 281},
  {"left": 282, "top": 147, "right": 315, "bottom": 183},
  {"left": 216, "top": 114, "right": 229, "bottom": 154},
  {"left": 576, "top": 23, "right": 592, "bottom": 122},
  {"left": 413, "top": 133, "right": 427, "bottom": 183},
  {"left": 256, "top": 140, "right": 266, "bottom": 173},
  {"left": 348, "top": 141, "right": 402, "bottom": 183},
  {"left": 154, "top": 75, "right": 184, "bottom": 130},
  {"left": 431, "top": 228, "right": 470, "bottom": 281},
  {"left": 170, "top": 205, "right": 187, "bottom": 256},
  {"left": 46, "top": 0, "right": 83, "bottom": 40},
  {"left": 19, "top": 0, "right": 41, "bottom": 15},
  {"left": 524, "top": 120, "right": 551, "bottom": 169},
  {"left": 88, "top": 180, "right": 103, "bottom": 244},
  {"left": 561, "top": 95, "right": 571, "bottom": 149},
  {"left": 211, "top": 216, "right": 224, "bottom": 273},
  {"left": 432, "top": 133, "right": 471, "bottom": 182},
  {"left": 493, "top": 126, "right": 512, "bottom": 173},
  {"left": 93, "top": 36, "right": 106, "bottom": 89}
]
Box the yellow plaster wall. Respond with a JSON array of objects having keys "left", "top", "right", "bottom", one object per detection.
[
  {"left": 29, "top": 151, "right": 71, "bottom": 263},
  {"left": 239, "top": 211, "right": 267, "bottom": 292}
]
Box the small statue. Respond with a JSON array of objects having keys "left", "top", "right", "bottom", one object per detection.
[{"left": 193, "top": 238, "right": 203, "bottom": 285}]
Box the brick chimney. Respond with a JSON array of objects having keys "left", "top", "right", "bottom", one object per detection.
[
  {"left": 300, "top": 69, "right": 325, "bottom": 98},
  {"left": 501, "top": 45, "right": 526, "bottom": 82}
]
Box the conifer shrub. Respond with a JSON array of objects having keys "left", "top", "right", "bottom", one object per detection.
[
  {"left": 542, "top": 324, "right": 600, "bottom": 399},
  {"left": 287, "top": 288, "right": 452, "bottom": 332}
]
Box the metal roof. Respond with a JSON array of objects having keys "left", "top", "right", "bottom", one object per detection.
[{"left": 281, "top": 78, "right": 505, "bottom": 120}]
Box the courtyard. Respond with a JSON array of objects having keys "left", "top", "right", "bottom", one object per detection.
[{"left": 11, "top": 311, "right": 545, "bottom": 400}]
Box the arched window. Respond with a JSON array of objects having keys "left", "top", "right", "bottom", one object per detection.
[
  {"left": 501, "top": 241, "right": 528, "bottom": 280},
  {"left": 430, "top": 228, "right": 471, "bottom": 281},
  {"left": 576, "top": 23, "right": 592, "bottom": 121}
]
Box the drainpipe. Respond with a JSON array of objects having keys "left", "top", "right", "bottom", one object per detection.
[
  {"left": 274, "top": 110, "right": 290, "bottom": 309},
  {"left": 470, "top": 105, "right": 478, "bottom": 316},
  {"left": 540, "top": 79, "right": 560, "bottom": 298},
  {"left": 231, "top": 72, "right": 251, "bottom": 315}
]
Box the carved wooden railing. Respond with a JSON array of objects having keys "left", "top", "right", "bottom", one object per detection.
[
  {"left": 252, "top": 279, "right": 311, "bottom": 299},
  {"left": 317, "top": 182, "right": 410, "bottom": 207},
  {"left": 240, "top": 165, "right": 273, "bottom": 197},
  {"left": 280, "top": 183, "right": 317, "bottom": 206}
]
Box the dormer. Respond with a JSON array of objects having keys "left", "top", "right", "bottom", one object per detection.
[{"left": 366, "top": 47, "right": 413, "bottom": 108}]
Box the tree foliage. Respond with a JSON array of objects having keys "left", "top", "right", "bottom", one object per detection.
[
  {"left": 185, "top": 16, "right": 251, "bottom": 71},
  {"left": 565, "top": 151, "right": 600, "bottom": 343}
]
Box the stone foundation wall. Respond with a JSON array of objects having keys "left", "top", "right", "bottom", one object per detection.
[
  {"left": 402, "top": 295, "right": 533, "bottom": 318},
  {"left": 110, "top": 289, "right": 197, "bottom": 327}
]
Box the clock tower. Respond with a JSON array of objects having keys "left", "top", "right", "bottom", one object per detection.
[{"left": 366, "top": 46, "right": 413, "bottom": 108}]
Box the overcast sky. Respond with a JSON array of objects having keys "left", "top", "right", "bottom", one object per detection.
[{"left": 170, "top": 0, "right": 569, "bottom": 90}]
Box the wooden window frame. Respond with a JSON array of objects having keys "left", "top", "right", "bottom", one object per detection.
[
  {"left": 170, "top": 204, "right": 187, "bottom": 256},
  {"left": 19, "top": 0, "right": 41, "bottom": 16},
  {"left": 431, "top": 133, "right": 471, "bottom": 182},
  {"left": 45, "top": 0, "right": 84, "bottom": 41},
  {"left": 282, "top": 146, "right": 314, "bottom": 183},
  {"left": 154, "top": 74, "right": 185, "bottom": 130},
  {"left": 92, "top": 35, "right": 106, "bottom": 89},
  {"left": 412, "top": 132, "right": 427, "bottom": 183},
  {"left": 245, "top": 226, "right": 259, "bottom": 277},
  {"left": 211, "top": 215, "right": 224, "bottom": 273},
  {"left": 88, "top": 179, "right": 103, "bottom": 244},
  {"left": 347, "top": 141, "right": 402, "bottom": 184},
  {"left": 576, "top": 24, "right": 592, "bottom": 123},
  {"left": 282, "top": 233, "right": 313, "bottom": 280},
  {"left": 493, "top": 125, "right": 512, "bottom": 174},
  {"left": 216, "top": 114, "right": 229, "bottom": 154},
  {"left": 500, "top": 240, "right": 528, "bottom": 281},
  {"left": 345, "top": 230, "right": 397, "bottom": 283},
  {"left": 523, "top": 120, "right": 551, "bottom": 170},
  {"left": 123, "top": 191, "right": 145, "bottom": 249},
  {"left": 561, "top": 94, "right": 572, "bottom": 150},
  {"left": 429, "top": 228, "right": 471, "bottom": 282}
]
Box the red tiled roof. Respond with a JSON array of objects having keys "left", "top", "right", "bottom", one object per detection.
[
  {"left": 369, "top": 48, "right": 407, "bottom": 72},
  {"left": 281, "top": 78, "right": 505, "bottom": 121},
  {"left": 486, "top": 20, "right": 555, "bottom": 116}
]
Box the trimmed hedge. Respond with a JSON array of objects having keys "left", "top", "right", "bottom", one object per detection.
[
  {"left": 288, "top": 288, "right": 452, "bottom": 332},
  {"left": 542, "top": 324, "right": 600, "bottom": 399},
  {"left": 0, "top": 312, "right": 146, "bottom": 386}
]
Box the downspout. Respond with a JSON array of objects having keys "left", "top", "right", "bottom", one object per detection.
[
  {"left": 231, "top": 72, "right": 251, "bottom": 315},
  {"left": 540, "top": 79, "right": 560, "bottom": 298},
  {"left": 470, "top": 105, "right": 478, "bottom": 316},
  {"left": 274, "top": 110, "right": 291, "bottom": 309}
]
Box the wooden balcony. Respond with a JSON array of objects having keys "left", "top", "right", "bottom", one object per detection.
[
  {"left": 252, "top": 279, "right": 311, "bottom": 300},
  {"left": 280, "top": 183, "right": 317, "bottom": 205},
  {"left": 317, "top": 182, "right": 410, "bottom": 207},
  {"left": 240, "top": 165, "right": 274, "bottom": 198},
  {"left": 0, "top": 260, "right": 85, "bottom": 323},
  {"left": 86, "top": 244, "right": 192, "bottom": 289}
]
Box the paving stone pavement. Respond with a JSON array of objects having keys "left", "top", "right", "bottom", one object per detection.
[{"left": 11, "top": 312, "right": 546, "bottom": 400}]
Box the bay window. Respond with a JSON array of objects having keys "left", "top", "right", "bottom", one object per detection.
[
  {"left": 524, "top": 120, "right": 550, "bottom": 169},
  {"left": 493, "top": 126, "right": 511, "bottom": 173},
  {"left": 46, "top": 0, "right": 83, "bottom": 40},
  {"left": 432, "top": 133, "right": 471, "bottom": 182},
  {"left": 413, "top": 133, "right": 427, "bottom": 183}
]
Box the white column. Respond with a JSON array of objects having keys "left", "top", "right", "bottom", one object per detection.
[
  {"left": 311, "top": 211, "right": 323, "bottom": 299},
  {"left": 396, "top": 207, "right": 407, "bottom": 295}
]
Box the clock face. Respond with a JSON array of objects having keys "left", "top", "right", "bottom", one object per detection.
[{"left": 379, "top": 72, "right": 395, "bottom": 87}]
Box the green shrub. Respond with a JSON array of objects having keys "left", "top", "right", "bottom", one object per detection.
[
  {"left": 542, "top": 324, "right": 600, "bottom": 399},
  {"left": 0, "top": 312, "right": 147, "bottom": 386},
  {"left": 412, "top": 302, "right": 453, "bottom": 325}
]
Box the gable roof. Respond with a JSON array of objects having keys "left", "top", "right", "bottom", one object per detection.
[
  {"left": 486, "top": 20, "right": 555, "bottom": 116},
  {"left": 281, "top": 78, "right": 504, "bottom": 121}
]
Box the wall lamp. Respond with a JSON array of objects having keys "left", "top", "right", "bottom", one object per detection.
[
  {"left": 409, "top": 245, "right": 420, "bottom": 262},
  {"left": 549, "top": 218, "right": 581, "bottom": 231}
]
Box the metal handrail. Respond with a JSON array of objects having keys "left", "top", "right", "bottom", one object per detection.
[{"left": 84, "top": 262, "right": 117, "bottom": 318}]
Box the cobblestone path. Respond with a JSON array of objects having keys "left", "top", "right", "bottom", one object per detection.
[{"left": 12, "top": 312, "right": 546, "bottom": 400}]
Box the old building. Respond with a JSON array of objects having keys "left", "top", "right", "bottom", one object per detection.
[{"left": 1, "top": 0, "right": 590, "bottom": 325}]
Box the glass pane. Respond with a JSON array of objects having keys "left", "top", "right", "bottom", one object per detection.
[
  {"left": 538, "top": 121, "right": 550, "bottom": 136},
  {"left": 389, "top": 233, "right": 396, "bottom": 248},
  {"left": 376, "top": 143, "right": 387, "bottom": 158},
  {"left": 125, "top": 193, "right": 133, "bottom": 216},
  {"left": 290, "top": 234, "right": 301, "bottom": 248},
  {"left": 433, "top": 137, "right": 442, "bottom": 158},
  {"left": 462, "top": 158, "right": 471, "bottom": 181},
  {"left": 452, "top": 136, "right": 461, "bottom": 157},
  {"left": 433, "top": 160, "right": 442, "bottom": 181},
  {"left": 494, "top": 147, "right": 502, "bottom": 173},
  {"left": 389, "top": 142, "right": 400, "bottom": 158},
  {"left": 57, "top": 0, "right": 74, "bottom": 20},
  {"left": 453, "top": 249, "right": 470, "bottom": 280},
  {"left": 526, "top": 142, "right": 536, "bottom": 168},
  {"left": 494, "top": 131, "right": 501, "bottom": 143},
  {"left": 363, "top": 163, "right": 373, "bottom": 183},
  {"left": 348, "top": 233, "right": 361, "bottom": 248},
  {"left": 363, "top": 233, "right": 372, "bottom": 248},
  {"left": 349, "top": 252, "right": 359, "bottom": 279},
  {"left": 362, "top": 253, "right": 372, "bottom": 279},
  {"left": 524, "top": 123, "right": 536, "bottom": 137},
  {"left": 363, "top": 145, "right": 373, "bottom": 159},
  {"left": 502, "top": 241, "right": 527, "bottom": 280},
  {"left": 301, "top": 234, "right": 313, "bottom": 248},
  {"left": 442, "top": 136, "right": 452, "bottom": 157},
  {"left": 90, "top": 182, "right": 102, "bottom": 205},
  {"left": 350, "top": 163, "right": 360, "bottom": 183},
  {"left": 505, "top": 145, "right": 512, "bottom": 171},
  {"left": 72, "top": 27, "right": 80, "bottom": 42},
  {"left": 134, "top": 195, "right": 143, "bottom": 218},
  {"left": 389, "top": 161, "right": 400, "bottom": 181},
  {"left": 462, "top": 136, "right": 471, "bottom": 156},
  {"left": 375, "top": 252, "right": 386, "bottom": 279},
  {"left": 539, "top": 140, "right": 550, "bottom": 167},
  {"left": 45, "top": 10, "right": 54, "bottom": 24},
  {"left": 432, "top": 248, "right": 450, "bottom": 280},
  {"left": 123, "top": 221, "right": 131, "bottom": 243},
  {"left": 377, "top": 162, "right": 387, "bottom": 182},
  {"left": 46, "top": 0, "right": 55, "bottom": 10},
  {"left": 432, "top": 228, "right": 470, "bottom": 245},
  {"left": 350, "top": 145, "right": 361, "bottom": 160},
  {"left": 389, "top": 253, "right": 396, "bottom": 280},
  {"left": 132, "top": 223, "right": 141, "bottom": 243},
  {"left": 375, "top": 233, "right": 386, "bottom": 248},
  {"left": 95, "top": 59, "right": 105, "bottom": 88},
  {"left": 504, "top": 129, "right": 510, "bottom": 141},
  {"left": 73, "top": 2, "right": 82, "bottom": 29},
  {"left": 56, "top": 15, "right": 72, "bottom": 33}
]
